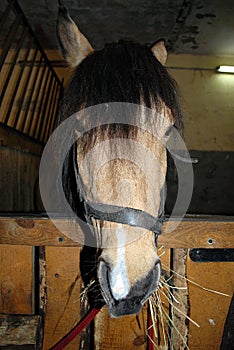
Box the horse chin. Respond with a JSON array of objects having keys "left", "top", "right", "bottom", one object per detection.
[
  {"left": 107, "top": 298, "right": 143, "bottom": 318},
  {"left": 98, "top": 260, "right": 161, "bottom": 318}
]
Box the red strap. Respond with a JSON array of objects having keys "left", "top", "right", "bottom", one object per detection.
[
  {"left": 49, "top": 307, "right": 101, "bottom": 350},
  {"left": 147, "top": 305, "right": 154, "bottom": 350},
  {"left": 50, "top": 304, "right": 155, "bottom": 349}
]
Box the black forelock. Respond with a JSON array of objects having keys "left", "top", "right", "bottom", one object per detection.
[{"left": 60, "top": 40, "right": 183, "bottom": 132}]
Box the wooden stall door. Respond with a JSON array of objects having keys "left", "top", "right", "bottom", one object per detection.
[
  {"left": 187, "top": 257, "right": 234, "bottom": 350},
  {"left": 43, "top": 247, "right": 82, "bottom": 350},
  {"left": 0, "top": 245, "right": 34, "bottom": 315}
]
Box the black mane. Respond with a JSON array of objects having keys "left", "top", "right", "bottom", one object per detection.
[{"left": 60, "top": 40, "right": 183, "bottom": 132}]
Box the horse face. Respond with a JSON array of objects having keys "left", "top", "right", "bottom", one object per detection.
[{"left": 78, "top": 138, "right": 167, "bottom": 317}]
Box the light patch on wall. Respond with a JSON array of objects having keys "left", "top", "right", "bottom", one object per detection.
[{"left": 216, "top": 65, "right": 234, "bottom": 73}]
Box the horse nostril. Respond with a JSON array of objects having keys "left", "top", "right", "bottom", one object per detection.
[
  {"left": 127, "top": 299, "right": 135, "bottom": 310},
  {"left": 126, "top": 297, "right": 142, "bottom": 311},
  {"left": 135, "top": 297, "right": 141, "bottom": 304}
]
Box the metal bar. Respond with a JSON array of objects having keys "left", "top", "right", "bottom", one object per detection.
[
  {"left": 36, "top": 74, "right": 56, "bottom": 140},
  {"left": 28, "top": 63, "right": 47, "bottom": 136},
  {"left": 14, "top": 47, "right": 39, "bottom": 129},
  {"left": 55, "top": 78, "right": 64, "bottom": 125},
  {"left": 0, "top": 15, "right": 22, "bottom": 71},
  {"left": 40, "top": 80, "right": 57, "bottom": 140},
  {"left": 43, "top": 84, "right": 59, "bottom": 142},
  {"left": 1, "top": 0, "right": 63, "bottom": 142},
  {"left": 32, "top": 69, "right": 52, "bottom": 139},
  {"left": 45, "top": 80, "right": 64, "bottom": 141},
  {"left": 8, "top": 59, "right": 68, "bottom": 68},
  {"left": 0, "top": 26, "right": 28, "bottom": 107},
  {"left": 53, "top": 79, "right": 64, "bottom": 128},
  {"left": 23, "top": 55, "right": 43, "bottom": 134},
  {"left": 44, "top": 84, "right": 60, "bottom": 141},
  {"left": 9, "top": 0, "right": 63, "bottom": 87},
  {"left": 33, "top": 73, "right": 53, "bottom": 139},
  {"left": 3, "top": 36, "right": 33, "bottom": 125},
  {"left": 33, "top": 70, "right": 53, "bottom": 139}
]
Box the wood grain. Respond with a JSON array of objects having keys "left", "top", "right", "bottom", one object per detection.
[
  {"left": 0, "top": 125, "right": 43, "bottom": 213},
  {"left": 42, "top": 247, "right": 82, "bottom": 350},
  {"left": 95, "top": 304, "right": 148, "bottom": 350},
  {"left": 170, "top": 248, "right": 189, "bottom": 348},
  {"left": 0, "top": 216, "right": 233, "bottom": 248},
  {"left": 0, "top": 121, "right": 43, "bottom": 155},
  {"left": 0, "top": 245, "right": 33, "bottom": 315},
  {"left": 162, "top": 219, "right": 234, "bottom": 248},
  {"left": 187, "top": 256, "right": 234, "bottom": 350},
  {"left": 0, "top": 314, "right": 41, "bottom": 347}
]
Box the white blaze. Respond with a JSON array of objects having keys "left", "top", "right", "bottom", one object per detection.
[{"left": 110, "top": 226, "right": 130, "bottom": 300}]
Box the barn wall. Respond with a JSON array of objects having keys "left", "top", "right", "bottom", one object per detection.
[
  {"left": 166, "top": 55, "right": 234, "bottom": 215},
  {"left": 0, "top": 125, "right": 43, "bottom": 319},
  {"left": 0, "top": 124, "right": 43, "bottom": 212},
  {"left": 167, "top": 54, "right": 234, "bottom": 151}
]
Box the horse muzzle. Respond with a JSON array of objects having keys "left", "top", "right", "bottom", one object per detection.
[{"left": 98, "top": 259, "right": 161, "bottom": 317}]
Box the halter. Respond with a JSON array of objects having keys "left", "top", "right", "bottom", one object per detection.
[
  {"left": 71, "top": 143, "right": 164, "bottom": 246},
  {"left": 84, "top": 201, "right": 164, "bottom": 236}
]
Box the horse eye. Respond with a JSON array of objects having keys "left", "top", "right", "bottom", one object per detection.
[{"left": 164, "top": 125, "right": 174, "bottom": 137}]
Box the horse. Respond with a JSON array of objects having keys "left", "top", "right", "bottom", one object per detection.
[{"left": 56, "top": 2, "right": 183, "bottom": 318}]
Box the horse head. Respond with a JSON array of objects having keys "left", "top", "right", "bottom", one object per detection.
[{"left": 57, "top": 2, "right": 182, "bottom": 317}]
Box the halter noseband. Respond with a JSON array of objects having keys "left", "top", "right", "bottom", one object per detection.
[
  {"left": 71, "top": 144, "right": 164, "bottom": 245},
  {"left": 83, "top": 200, "right": 163, "bottom": 244}
]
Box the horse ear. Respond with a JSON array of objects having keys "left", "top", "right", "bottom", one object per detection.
[
  {"left": 151, "top": 40, "right": 167, "bottom": 65},
  {"left": 56, "top": 1, "right": 94, "bottom": 67}
]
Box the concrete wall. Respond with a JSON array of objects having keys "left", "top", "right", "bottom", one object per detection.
[{"left": 167, "top": 54, "right": 234, "bottom": 151}]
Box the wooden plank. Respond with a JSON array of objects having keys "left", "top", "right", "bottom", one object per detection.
[
  {"left": 0, "top": 125, "right": 42, "bottom": 213},
  {"left": 162, "top": 219, "right": 234, "bottom": 248},
  {"left": 42, "top": 247, "right": 82, "bottom": 350},
  {"left": 0, "top": 314, "right": 41, "bottom": 348},
  {"left": 220, "top": 294, "right": 234, "bottom": 349},
  {"left": 147, "top": 248, "right": 171, "bottom": 348},
  {"left": 0, "top": 245, "right": 33, "bottom": 315},
  {"left": 95, "top": 307, "right": 148, "bottom": 350},
  {"left": 0, "top": 217, "right": 81, "bottom": 246},
  {"left": 0, "top": 122, "right": 43, "bottom": 155},
  {"left": 0, "top": 216, "right": 233, "bottom": 248},
  {"left": 0, "top": 148, "right": 41, "bottom": 212},
  {"left": 187, "top": 256, "right": 234, "bottom": 350},
  {"left": 170, "top": 249, "right": 189, "bottom": 348}
]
